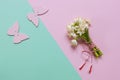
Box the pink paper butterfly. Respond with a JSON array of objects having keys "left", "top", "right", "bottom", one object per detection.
[
  {"left": 27, "top": 7, "right": 49, "bottom": 27},
  {"left": 7, "top": 22, "right": 29, "bottom": 44}
]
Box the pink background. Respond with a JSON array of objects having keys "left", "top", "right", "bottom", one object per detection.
[{"left": 29, "top": 0, "right": 120, "bottom": 80}]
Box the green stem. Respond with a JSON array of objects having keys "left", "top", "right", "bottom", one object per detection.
[
  {"left": 81, "top": 29, "right": 103, "bottom": 58},
  {"left": 93, "top": 47, "right": 103, "bottom": 58}
]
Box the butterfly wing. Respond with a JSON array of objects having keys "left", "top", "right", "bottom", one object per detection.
[
  {"left": 33, "top": 7, "right": 48, "bottom": 16},
  {"left": 7, "top": 22, "right": 19, "bottom": 35},
  {"left": 27, "top": 13, "right": 39, "bottom": 27},
  {"left": 14, "top": 33, "right": 29, "bottom": 44}
]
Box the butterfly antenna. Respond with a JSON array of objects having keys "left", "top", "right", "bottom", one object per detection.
[{"left": 37, "top": 9, "right": 49, "bottom": 16}]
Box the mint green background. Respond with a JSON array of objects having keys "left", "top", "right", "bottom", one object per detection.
[{"left": 0, "top": 0, "right": 81, "bottom": 80}]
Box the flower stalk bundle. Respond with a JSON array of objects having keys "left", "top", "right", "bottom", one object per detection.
[
  {"left": 67, "top": 17, "right": 103, "bottom": 74},
  {"left": 67, "top": 18, "right": 103, "bottom": 58}
]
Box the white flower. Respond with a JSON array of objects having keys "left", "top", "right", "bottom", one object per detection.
[
  {"left": 71, "top": 26, "right": 76, "bottom": 30},
  {"left": 71, "top": 33, "right": 77, "bottom": 38},
  {"left": 84, "top": 24, "right": 89, "bottom": 28},
  {"left": 74, "top": 17, "right": 80, "bottom": 22},
  {"left": 78, "top": 18, "right": 83, "bottom": 23},
  {"left": 70, "top": 22, "right": 74, "bottom": 26},
  {"left": 71, "top": 39, "right": 78, "bottom": 46},
  {"left": 67, "top": 17, "right": 90, "bottom": 39},
  {"left": 67, "top": 32, "right": 77, "bottom": 38},
  {"left": 67, "top": 25, "right": 72, "bottom": 32},
  {"left": 77, "top": 31, "right": 83, "bottom": 36}
]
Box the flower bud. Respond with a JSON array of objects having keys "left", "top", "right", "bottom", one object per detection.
[
  {"left": 67, "top": 25, "right": 72, "bottom": 32},
  {"left": 71, "top": 39, "right": 78, "bottom": 46}
]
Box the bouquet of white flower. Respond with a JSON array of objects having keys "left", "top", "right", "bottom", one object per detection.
[{"left": 67, "top": 17, "right": 103, "bottom": 58}]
